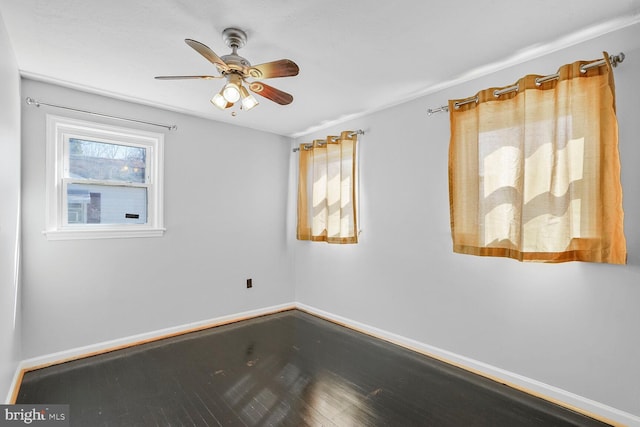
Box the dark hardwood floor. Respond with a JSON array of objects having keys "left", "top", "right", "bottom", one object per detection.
[{"left": 17, "top": 310, "right": 609, "bottom": 426}]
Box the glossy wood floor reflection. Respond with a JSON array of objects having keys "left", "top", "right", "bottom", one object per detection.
[{"left": 17, "top": 310, "right": 609, "bottom": 426}]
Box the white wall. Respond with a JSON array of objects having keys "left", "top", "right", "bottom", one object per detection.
[
  {"left": 0, "top": 11, "right": 22, "bottom": 402},
  {"left": 293, "top": 23, "right": 640, "bottom": 418},
  {"left": 20, "top": 79, "right": 295, "bottom": 359}
]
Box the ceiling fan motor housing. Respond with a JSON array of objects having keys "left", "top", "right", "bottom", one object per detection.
[
  {"left": 221, "top": 28, "right": 251, "bottom": 73},
  {"left": 220, "top": 53, "right": 251, "bottom": 69}
]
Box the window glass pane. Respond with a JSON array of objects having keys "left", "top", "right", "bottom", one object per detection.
[
  {"left": 68, "top": 138, "right": 146, "bottom": 183},
  {"left": 67, "top": 183, "right": 147, "bottom": 224}
]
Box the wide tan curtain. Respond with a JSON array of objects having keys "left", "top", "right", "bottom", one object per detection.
[
  {"left": 297, "top": 130, "right": 358, "bottom": 243},
  {"left": 449, "top": 53, "right": 626, "bottom": 264}
]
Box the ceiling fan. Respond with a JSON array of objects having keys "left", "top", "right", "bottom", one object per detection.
[{"left": 155, "top": 27, "right": 299, "bottom": 112}]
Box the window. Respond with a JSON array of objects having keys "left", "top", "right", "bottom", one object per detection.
[
  {"left": 448, "top": 55, "right": 626, "bottom": 264},
  {"left": 45, "top": 115, "right": 165, "bottom": 240},
  {"left": 297, "top": 130, "right": 359, "bottom": 244}
]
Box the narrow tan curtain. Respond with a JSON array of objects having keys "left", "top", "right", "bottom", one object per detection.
[
  {"left": 449, "top": 53, "right": 626, "bottom": 264},
  {"left": 297, "top": 131, "right": 358, "bottom": 243}
]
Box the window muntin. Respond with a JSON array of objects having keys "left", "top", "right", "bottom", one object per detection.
[{"left": 45, "top": 115, "right": 164, "bottom": 240}]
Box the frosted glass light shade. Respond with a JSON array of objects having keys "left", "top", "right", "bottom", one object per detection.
[
  {"left": 240, "top": 86, "right": 258, "bottom": 110},
  {"left": 210, "top": 93, "right": 228, "bottom": 109},
  {"left": 222, "top": 83, "right": 241, "bottom": 103}
]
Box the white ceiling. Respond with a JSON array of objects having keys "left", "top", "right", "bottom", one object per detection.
[{"left": 1, "top": 0, "right": 640, "bottom": 137}]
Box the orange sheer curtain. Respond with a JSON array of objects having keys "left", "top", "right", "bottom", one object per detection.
[
  {"left": 449, "top": 53, "right": 626, "bottom": 264},
  {"left": 297, "top": 131, "right": 358, "bottom": 244}
]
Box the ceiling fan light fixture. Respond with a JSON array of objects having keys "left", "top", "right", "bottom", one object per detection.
[
  {"left": 222, "top": 83, "right": 241, "bottom": 103},
  {"left": 210, "top": 92, "right": 229, "bottom": 110},
  {"left": 240, "top": 85, "right": 259, "bottom": 110},
  {"left": 222, "top": 74, "right": 242, "bottom": 103}
]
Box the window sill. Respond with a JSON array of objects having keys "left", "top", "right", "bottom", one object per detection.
[{"left": 43, "top": 227, "right": 166, "bottom": 241}]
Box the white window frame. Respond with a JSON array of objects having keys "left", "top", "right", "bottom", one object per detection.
[{"left": 45, "top": 115, "right": 165, "bottom": 240}]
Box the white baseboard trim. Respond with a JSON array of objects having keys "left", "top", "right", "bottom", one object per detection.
[
  {"left": 296, "top": 303, "right": 640, "bottom": 427},
  {"left": 5, "top": 364, "right": 23, "bottom": 404},
  {"left": 18, "top": 303, "right": 295, "bottom": 373}
]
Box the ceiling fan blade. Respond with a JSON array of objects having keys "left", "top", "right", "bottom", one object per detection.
[
  {"left": 249, "top": 82, "right": 294, "bottom": 105},
  {"left": 155, "top": 75, "right": 222, "bottom": 80},
  {"left": 248, "top": 59, "right": 299, "bottom": 79},
  {"left": 184, "top": 38, "right": 229, "bottom": 72}
]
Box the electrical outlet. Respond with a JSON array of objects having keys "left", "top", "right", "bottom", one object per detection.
[{"left": 246, "top": 278, "right": 253, "bottom": 288}]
